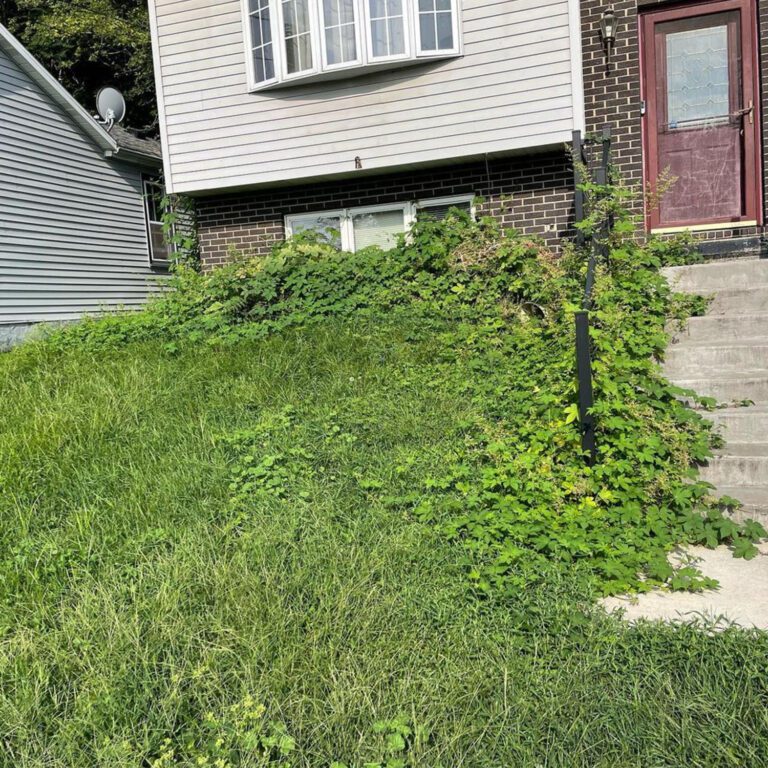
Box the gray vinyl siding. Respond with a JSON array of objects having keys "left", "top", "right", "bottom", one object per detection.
[
  {"left": 0, "top": 47, "right": 161, "bottom": 326},
  {"left": 151, "top": 0, "right": 583, "bottom": 195}
]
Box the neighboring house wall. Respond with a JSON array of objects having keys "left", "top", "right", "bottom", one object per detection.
[
  {"left": 150, "top": 0, "right": 585, "bottom": 195},
  {"left": 580, "top": 0, "right": 768, "bottom": 254},
  {"left": 0, "top": 46, "right": 161, "bottom": 334}
]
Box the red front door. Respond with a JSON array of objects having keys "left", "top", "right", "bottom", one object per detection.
[{"left": 641, "top": 0, "right": 761, "bottom": 229}]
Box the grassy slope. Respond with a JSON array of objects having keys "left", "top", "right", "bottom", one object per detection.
[{"left": 1, "top": 314, "right": 767, "bottom": 767}]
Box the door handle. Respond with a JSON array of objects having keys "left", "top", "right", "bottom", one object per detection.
[{"left": 731, "top": 100, "right": 754, "bottom": 124}]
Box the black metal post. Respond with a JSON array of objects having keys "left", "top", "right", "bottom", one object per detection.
[
  {"left": 572, "top": 129, "right": 585, "bottom": 247},
  {"left": 574, "top": 310, "right": 597, "bottom": 466}
]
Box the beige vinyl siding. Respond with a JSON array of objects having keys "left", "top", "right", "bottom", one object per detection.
[
  {"left": 0, "top": 48, "right": 162, "bottom": 327},
  {"left": 151, "top": 0, "right": 583, "bottom": 194}
]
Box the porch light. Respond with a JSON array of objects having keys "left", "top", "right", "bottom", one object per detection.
[{"left": 600, "top": 7, "right": 617, "bottom": 71}]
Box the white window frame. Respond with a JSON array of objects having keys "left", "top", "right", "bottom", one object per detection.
[
  {"left": 242, "top": 0, "right": 280, "bottom": 89},
  {"left": 319, "top": 0, "right": 364, "bottom": 70},
  {"left": 363, "top": 0, "right": 412, "bottom": 63},
  {"left": 277, "top": 0, "right": 321, "bottom": 80},
  {"left": 414, "top": 0, "right": 461, "bottom": 57},
  {"left": 241, "top": 0, "right": 462, "bottom": 92}
]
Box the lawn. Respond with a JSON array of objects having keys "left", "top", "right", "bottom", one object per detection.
[{"left": 1, "top": 215, "right": 767, "bottom": 766}]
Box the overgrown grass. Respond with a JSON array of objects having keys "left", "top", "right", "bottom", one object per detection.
[{"left": 1, "top": 212, "right": 767, "bottom": 765}]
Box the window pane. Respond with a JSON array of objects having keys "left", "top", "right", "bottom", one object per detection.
[
  {"left": 264, "top": 44, "right": 275, "bottom": 79},
  {"left": 326, "top": 26, "right": 342, "bottom": 64},
  {"left": 298, "top": 32, "right": 312, "bottom": 69},
  {"left": 150, "top": 222, "right": 171, "bottom": 262},
  {"left": 388, "top": 18, "right": 405, "bottom": 54},
  {"left": 419, "top": 0, "right": 434, "bottom": 10},
  {"left": 283, "top": 0, "right": 297, "bottom": 36},
  {"left": 370, "top": 0, "right": 386, "bottom": 17},
  {"left": 340, "top": 0, "right": 355, "bottom": 24},
  {"left": 324, "top": 0, "right": 339, "bottom": 25},
  {"left": 290, "top": 214, "right": 343, "bottom": 248},
  {"left": 371, "top": 19, "right": 388, "bottom": 56},
  {"left": 436, "top": 12, "right": 453, "bottom": 49},
  {"left": 419, "top": 14, "right": 435, "bottom": 50},
  {"left": 342, "top": 26, "right": 356, "bottom": 60},
  {"left": 352, "top": 209, "right": 405, "bottom": 250},
  {"left": 251, "top": 14, "right": 263, "bottom": 47},
  {"left": 386, "top": 0, "right": 402, "bottom": 14}
]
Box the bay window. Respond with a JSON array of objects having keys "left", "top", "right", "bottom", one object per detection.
[
  {"left": 243, "top": 0, "right": 460, "bottom": 90},
  {"left": 285, "top": 195, "right": 474, "bottom": 252}
]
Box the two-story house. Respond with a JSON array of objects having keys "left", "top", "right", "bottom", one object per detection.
[{"left": 148, "top": 0, "right": 767, "bottom": 269}]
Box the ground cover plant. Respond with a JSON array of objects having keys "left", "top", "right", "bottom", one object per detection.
[{"left": 1, "top": 204, "right": 767, "bottom": 766}]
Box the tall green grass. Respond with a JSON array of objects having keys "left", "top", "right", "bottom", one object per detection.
[{"left": 1, "top": 316, "right": 767, "bottom": 767}]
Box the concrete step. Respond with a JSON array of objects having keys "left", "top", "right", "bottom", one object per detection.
[
  {"left": 663, "top": 259, "right": 768, "bottom": 293},
  {"left": 709, "top": 287, "right": 768, "bottom": 315},
  {"left": 673, "top": 374, "right": 768, "bottom": 405},
  {"left": 713, "top": 485, "right": 768, "bottom": 526},
  {"left": 664, "top": 341, "right": 768, "bottom": 376},
  {"left": 706, "top": 406, "right": 768, "bottom": 442},
  {"left": 699, "top": 450, "right": 768, "bottom": 487},
  {"left": 670, "top": 313, "right": 768, "bottom": 343}
]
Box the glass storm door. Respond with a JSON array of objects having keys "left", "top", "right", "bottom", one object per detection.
[{"left": 641, "top": 0, "right": 761, "bottom": 229}]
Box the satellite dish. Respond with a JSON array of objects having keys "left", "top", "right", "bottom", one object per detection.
[{"left": 96, "top": 87, "right": 126, "bottom": 125}]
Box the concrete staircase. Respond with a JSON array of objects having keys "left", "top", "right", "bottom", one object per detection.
[{"left": 662, "top": 258, "right": 768, "bottom": 526}]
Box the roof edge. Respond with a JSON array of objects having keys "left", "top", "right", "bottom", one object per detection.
[{"left": 0, "top": 23, "right": 118, "bottom": 155}]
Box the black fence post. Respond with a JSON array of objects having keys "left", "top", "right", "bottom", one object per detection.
[
  {"left": 572, "top": 129, "right": 585, "bottom": 247},
  {"left": 574, "top": 311, "right": 597, "bottom": 466},
  {"left": 572, "top": 126, "right": 611, "bottom": 467}
]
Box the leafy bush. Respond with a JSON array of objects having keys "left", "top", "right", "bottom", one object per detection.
[
  {"left": 22, "top": 205, "right": 765, "bottom": 598},
  {"left": 38, "top": 211, "right": 560, "bottom": 351}
]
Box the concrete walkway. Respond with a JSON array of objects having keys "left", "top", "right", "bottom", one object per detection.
[{"left": 603, "top": 543, "right": 768, "bottom": 629}]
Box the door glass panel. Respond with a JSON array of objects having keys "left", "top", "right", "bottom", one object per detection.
[
  {"left": 352, "top": 209, "right": 404, "bottom": 250},
  {"left": 665, "top": 24, "right": 729, "bottom": 126}
]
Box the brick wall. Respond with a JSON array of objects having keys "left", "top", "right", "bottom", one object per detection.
[
  {"left": 581, "top": 0, "right": 768, "bottom": 248},
  {"left": 196, "top": 152, "right": 575, "bottom": 269}
]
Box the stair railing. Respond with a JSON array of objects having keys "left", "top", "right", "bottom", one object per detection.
[{"left": 572, "top": 126, "right": 612, "bottom": 466}]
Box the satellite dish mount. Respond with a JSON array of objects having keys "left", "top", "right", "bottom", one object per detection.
[{"left": 95, "top": 87, "right": 127, "bottom": 128}]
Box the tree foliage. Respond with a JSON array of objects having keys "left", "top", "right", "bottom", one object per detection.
[{"left": 1, "top": 0, "right": 155, "bottom": 131}]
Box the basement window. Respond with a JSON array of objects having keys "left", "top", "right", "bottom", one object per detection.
[
  {"left": 243, "top": 0, "right": 461, "bottom": 89},
  {"left": 285, "top": 194, "right": 474, "bottom": 251}
]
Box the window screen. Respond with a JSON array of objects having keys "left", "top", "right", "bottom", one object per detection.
[{"left": 417, "top": 198, "right": 472, "bottom": 221}]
